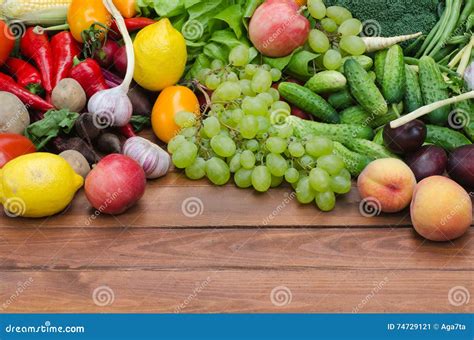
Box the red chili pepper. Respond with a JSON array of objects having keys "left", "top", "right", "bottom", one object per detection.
[
  {"left": 4, "top": 57, "right": 44, "bottom": 95},
  {"left": 51, "top": 31, "right": 81, "bottom": 89},
  {"left": 69, "top": 58, "right": 108, "bottom": 98},
  {"left": 109, "top": 17, "right": 156, "bottom": 39},
  {"left": 119, "top": 124, "right": 136, "bottom": 138},
  {"left": 20, "top": 27, "right": 53, "bottom": 97},
  {"left": 0, "top": 73, "right": 54, "bottom": 112}
]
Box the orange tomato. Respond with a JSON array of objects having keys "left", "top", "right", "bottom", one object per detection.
[
  {"left": 113, "top": 0, "right": 137, "bottom": 19},
  {"left": 0, "top": 21, "right": 15, "bottom": 66},
  {"left": 67, "top": 0, "right": 112, "bottom": 43},
  {"left": 294, "top": 0, "right": 307, "bottom": 6},
  {"left": 152, "top": 86, "right": 201, "bottom": 143}
]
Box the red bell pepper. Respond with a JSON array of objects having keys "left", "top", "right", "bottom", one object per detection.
[
  {"left": 109, "top": 17, "right": 156, "bottom": 39},
  {"left": 20, "top": 28, "right": 53, "bottom": 98},
  {"left": 51, "top": 31, "right": 81, "bottom": 89},
  {"left": 0, "top": 134, "right": 36, "bottom": 168},
  {"left": 4, "top": 57, "right": 43, "bottom": 95},
  {"left": 119, "top": 124, "right": 136, "bottom": 138},
  {"left": 69, "top": 58, "right": 108, "bottom": 98},
  {"left": 0, "top": 73, "right": 54, "bottom": 112}
]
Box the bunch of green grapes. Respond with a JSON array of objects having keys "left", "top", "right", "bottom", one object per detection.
[
  {"left": 168, "top": 45, "right": 351, "bottom": 211},
  {"left": 307, "top": 0, "right": 366, "bottom": 70}
]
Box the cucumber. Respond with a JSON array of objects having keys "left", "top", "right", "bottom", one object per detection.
[
  {"left": 455, "top": 100, "right": 474, "bottom": 141},
  {"left": 343, "top": 138, "right": 398, "bottom": 160},
  {"left": 340, "top": 106, "right": 398, "bottom": 129},
  {"left": 368, "top": 71, "right": 376, "bottom": 83},
  {"left": 279, "top": 82, "right": 340, "bottom": 124},
  {"left": 382, "top": 45, "right": 406, "bottom": 104},
  {"left": 328, "top": 89, "right": 355, "bottom": 110},
  {"left": 333, "top": 142, "right": 373, "bottom": 177},
  {"left": 305, "top": 71, "right": 347, "bottom": 94},
  {"left": 404, "top": 65, "right": 423, "bottom": 113},
  {"left": 419, "top": 56, "right": 450, "bottom": 125},
  {"left": 374, "top": 49, "right": 388, "bottom": 86},
  {"left": 425, "top": 125, "right": 472, "bottom": 151},
  {"left": 289, "top": 116, "right": 374, "bottom": 143},
  {"left": 339, "top": 55, "right": 373, "bottom": 73},
  {"left": 344, "top": 59, "right": 388, "bottom": 116}
]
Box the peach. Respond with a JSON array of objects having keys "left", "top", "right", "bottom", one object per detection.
[
  {"left": 357, "top": 158, "right": 416, "bottom": 213},
  {"left": 411, "top": 176, "right": 472, "bottom": 241},
  {"left": 249, "top": 0, "right": 310, "bottom": 57}
]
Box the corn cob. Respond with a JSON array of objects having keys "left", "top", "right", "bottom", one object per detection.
[{"left": 0, "top": 0, "right": 72, "bottom": 26}]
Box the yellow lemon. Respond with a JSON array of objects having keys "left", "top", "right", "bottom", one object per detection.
[
  {"left": 133, "top": 18, "right": 187, "bottom": 92},
  {"left": 0, "top": 153, "right": 84, "bottom": 218}
]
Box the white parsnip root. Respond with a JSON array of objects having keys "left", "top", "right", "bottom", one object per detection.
[
  {"left": 362, "top": 32, "right": 422, "bottom": 53},
  {"left": 390, "top": 91, "right": 474, "bottom": 128}
]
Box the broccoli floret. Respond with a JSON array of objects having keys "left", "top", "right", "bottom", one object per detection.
[{"left": 325, "top": 0, "right": 439, "bottom": 37}]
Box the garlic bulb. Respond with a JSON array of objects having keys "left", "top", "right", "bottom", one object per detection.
[{"left": 123, "top": 137, "right": 171, "bottom": 179}]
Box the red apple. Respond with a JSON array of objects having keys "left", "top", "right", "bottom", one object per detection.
[
  {"left": 85, "top": 154, "right": 146, "bottom": 215},
  {"left": 249, "top": 0, "right": 310, "bottom": 57}
]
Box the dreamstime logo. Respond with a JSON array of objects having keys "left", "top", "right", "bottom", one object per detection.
[
  {"left": 448, "top": 286, "right": 470, "bottom": 307},
  {"left": 4, "top": 20, "right": 26, "bottom": 39},
  {"left": 448, "top": 109, "right": 470, "bottom": 129},
  {"left": 92, "top": 110, "right": 115, "bottom": 129},
  {"left": 360, "top": 20, "right": 382, "bottom": 37},
  {"left": 92, "top": 285, "right": 115, "bottom": 307},
  {"left": 270, "top": 286, "right": 292, "bottom": 307},
  {"left": 3, "top": 197, "right": 26, "bottom": 218},
  {"left": 181, "top": 197, "right": 204, "bottom": 218},
  {"left": 182, "top": 20, "right": 204, "bottom": 41},
  {"left": 359, "top": 197, "right": 382, "bottom": 217}
]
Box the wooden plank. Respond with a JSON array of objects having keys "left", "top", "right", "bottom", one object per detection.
[
  {"left": 1, "top": 270, "right": 471, "bottom": 313},
  {"left": 0, "top": 228, "right": 472, "bottom": 271}
]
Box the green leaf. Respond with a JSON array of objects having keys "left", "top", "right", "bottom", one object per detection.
[
  {"left": 212, "top": 4, "right": 244, "bottom": 38},
  {"left": 263, "top": 49, "right": 300, "bottom": 71},
  {"left": 130, "top": 115, "right": 151, "bottom": 132},
  {"left": 242, "top": 0, "right": 264, "bottom": 30},
  {"left": 286, "top": 50, "right": 320, "bottom": 80}
]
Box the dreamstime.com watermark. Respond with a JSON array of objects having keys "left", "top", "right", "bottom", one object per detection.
[
  {"left": 270, "top": 286, "right": 293, "bottom": 307},
  {"left": 92, "top": 285, "right": 115, "bottom": 307},
  {"left": 83, "top": 189, "right": 123, "bottom": 226},
  {"left": 262, "top": 192, "right": 296, "bottom": 225},
  {"left": 181, "top": 197, "right": 204, "bottom": 218},
  {"left": 448, "top": 286, "right": 470, "bottom": 307},
  {"left": 4, "top": 321, "right": 85, "bottom": 334},
  {"left": 1, "top": 277, "right": 34, "bottom": 311},
  {"left": 352, "top": 277, "right": 389, "bottom": 313},
  {"left": 175, "top": 277, "right": 212, "bottom": 313}
]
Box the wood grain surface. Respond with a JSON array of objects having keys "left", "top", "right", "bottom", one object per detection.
[{"left": 0, "top": 172, "right": 472, "bottom": 313}]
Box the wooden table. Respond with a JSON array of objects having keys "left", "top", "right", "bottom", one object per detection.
[{"left": 1, "top": 169, "right": 472, "bottom": 313}]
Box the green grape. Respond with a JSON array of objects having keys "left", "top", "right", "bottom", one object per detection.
[
  {"left": 257, "top": 92, "right": 274, "bottom": 107},
  {"left": 239, "top": 115, "right": 259, "bottom": 139},
  {"left": 240, "top": 150, "right": 256, "bottom": 169},
  {"left": 277, "top": 124, "right": 293, "bottom": 139},
  {"left": 261, "top": 64, "right": 272, "bottom": 71},
  {"left": 210, "top": 103, "right": 224, "bottom": 113},
  {"left": 168, "top": 135, "right": 186, "bottom": 154},
  {"left": 234, "top": 168, "right": 253, "bottom": 188},
  {"left": 338, "top": 168, "right": 352, "bottom": 181},
  {"left": 288, "top": 141, "right": 305, "bottom": 158},
  {"left": 338, "top": 18, "right": 362, "bottom": 36},
  {"left": 326, "top": 6, "right": 353, "bottom": 25},
  {"left": 305, "top": 136, "right": 334, "bottom": 158},
  {"left": 251, "top": 69, "right": 273, "bottom": 93},
  {"left": 323, "top": 49, "right": 342, "bottom": 70},
  {"left": 266, "top": 137, "right": 287, "bottom": 154},
  {"left": 197, "top": 68, "right": 211, "bottom": 83},
  {"left": 231, "top": 108, "right": 244, "bottom": 123},
  {"left": 296, "top": 176, "right": 316, "bottom": 204},
  {"left": 267, "top": 88, "right": 280, "bottom": 102},
  {"left": 225, "top": 72, "right": 239, "bottom": 82},
  {"left": 339, "top": 36, "right": 366, "bottom": 56},
  {"left": 229, "top": 45, "right": 250, "bottom": 67},
  {"left": 271, "top": 101, "right": 291, "bottom": 113},
  {"left": 317, "top": 154, "right": 345, "bottom": 175},
  {"left": 239, "top": 79, "right": 255, "bottom": 97},
  {"left": 251, "top": 166, "right": 272, "bottom": 192},
  {"left": 245, "top": 64, "right": 258, "bottom": 77},
  {"left": 266, "top": 153, "right": 288, "bottom": 177},
  {"left": 330, "top": 173, "right": 352, "bottom": 194},
  {"left": 257, "top": 116, "right": 271, "bottom": 133},
  {"left": 285, "top": 167, "right": 300, "bottom": 184},
  {"left": 242, "top": 96, "right": 268, "bottom": 116},
  {"left": 210, "top": 134, "right": 236, "bottom": 158},
  {"left": 239, "top": 70, "right": 252, "bottom": 80},
  {"left": 271, "top": 176, "right": 283, "bottom": 188},
  {"left": 203, "top": 116, "right": 221, "bottom": 138},
  {"left": 211, "top": 59, "right": 224, "bottom": 70},
  {"left": 270, "top": 68, "right": 282, "bottom": 82},
  {"left": 229, "top": 153, "right": 242, "bottom": 173},
  {"left": 172, "top": 141, "right": 198, "bottom": 169},
  {"left": 315, "top": 191, "right": 336, "bottom": 211},
  {"left": 180, "top": 127, "right": 198, "bottom": 138},
  {"left": 299, "top": 155, "right": 315, "bottom": 168},
  {"left": 215, "top": 81, "right": 242, "bottom": 102},
  {"left": 309, "top": 167, "right": 331, "bottom": 192},
  {"left": 308, "top": 0, "right": 326, "bottom": 19},
  {"left": 205, "top": 74, "right": 221, "bottom": 90},
  {"left": 185, "top": 157, "right": 206, "bottom": 180},
  {"left": 308, "top": 29, "right": 330, "bottom": 53},
  {"left": 205, "top": 157, "right": 231, "bottom": 185},
  {"left": 321, "top": 18, "right": 338, "bottom": 33},
  {"left": 245, "top": 139, "right": 260, "bottom": 152}
]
